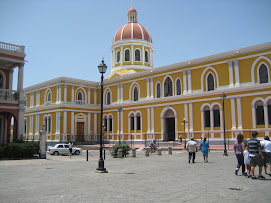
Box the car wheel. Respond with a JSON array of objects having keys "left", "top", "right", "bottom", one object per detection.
[
  {"left": 53, "top": 151, "right": 59, "bottom": 156},
  {"left": 75, "top": 150, "right": 80, "bottom": 155}
]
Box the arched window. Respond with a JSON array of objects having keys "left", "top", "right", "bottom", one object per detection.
[
  {"left": 76, "top": 91, "right": 84, "bottom": 104},
  {"left": 103, "top": 116, "right": 107, "bottom": 131},
  {"left": 130, "top": 113, "right": 135, "bottom": 131},
  {"left": 204, "top": 106, "right": 211, "bottom": 127},
  {"left": 116, "top": 51, "right": 120, "bottom": 63},
  {"left": 133, "top": 86, "right": 138, "bottom": 101},
  {"left": 176, "top": 79, "right": 182, "bottom": 95},
  {"left": 44, "top": 116, "right": 48, "bottom": 132},
  {"left": 47, "top": 92, "right": 51, "bottom": 102},
  {"left": 145, "top": 50, "right": 149, "bottom": 63},
  {"left": 213, "top": 105, "right": 220, "bottom": 127},
  {"left": 0, "top": 73, "right": 3, "bottom": 89},
  {"left": 48, "top": 115, "right": 52, "bottom": 133},
  {"left": 156, "top": 83, "right": 161, "bottom": 98},
  {"left": 164, "top": 77, "right": 173, "bottom": 97},
  {"left": 255, "top": 100, "right": 265, "bottom": 125},
  {"left": 207, "top": 73, "right": 215, "bottom": 91},
  {"left": 135, "top": 49, "right": 140, "bottom": 61},
  {"left": 106, "top": 92, "right": 111, "bottom": 105},
  {"left": 136, "top": 112, "right": 141, "bottom": 130},
  {"left": 125, "top": 49, "right": 130, "bottom": 61},
  {"left": 259, "top": 64, "right": 268, "bottom": 84},
  {"left": 109, "top": 115, "right": 113, "bottom": 132}
]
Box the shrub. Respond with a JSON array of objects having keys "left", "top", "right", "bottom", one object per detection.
[
  {"left": 0, "top": 142, "right": 40, "bottom": 159},
  {"left": 110, "top": 143, "right": 131, "bottom": 158}
]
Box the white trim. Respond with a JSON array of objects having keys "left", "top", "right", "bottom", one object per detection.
[
  {"left": 147, "top": 107, "right": 150, "bottom": 133},
  {"left": 189, "top": 103, "right": 193, "bottom": 131},
  {"left": 146, "top": 78, "right": 150, "bottom": 98},
  {"left": 234, "top": 60, "right": 240, "bottom": 87},
  {"left": 187, "top": 69, "right": 192, "bottom": 94},
  {"left": 201, "top": 67, "right": 219, "bottom": 91},
  {"left": 104, "top": 87, "right": 112, "bottom": 105},
  {"left": 162, "top": 75, "right": 174, "bottom": 97},
  {"left": 155, "top": 81, "right": 161, "bottom": 98},
  {"left": 228, "top": 61, "right": 234, "bottom": 87},
  {"left": 124, "top": 48, "right": 131, "bottom": 62},
  {"left": 230, "top": 98, "right": 236, "bottom": 130},
  {"left": 251, "top": 56, "right": 271, "bottom": 84},
  {"left": 182, "top": 70, "right": 187, "bottom": 95},
  {"left": 236, "top": 97, "right": 242, "bottom": 129},
  {"left": 134, "top": 48, "right": 141, "bottom": 62},
  {"left": 129, "top": 82, "right": 140, "bottom": 101},
  {"left": 175, "top": 77, "right": 182, "bottom": 96},
  {"left": 257, "top": 62, "right": 270, "bottom": 84},
  {"left": 150, "top": 77, "right": 154, "bottom": 99}
]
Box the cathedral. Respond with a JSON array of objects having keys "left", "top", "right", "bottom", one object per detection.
[{"left": 23, "top": 7, "right": 271, "bottom": 144}]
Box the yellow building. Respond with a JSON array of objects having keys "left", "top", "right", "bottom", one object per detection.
[{"left": 24, "top": 7, "right": 271, "bottom": 144}]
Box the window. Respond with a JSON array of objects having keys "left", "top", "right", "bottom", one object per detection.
[
  {"left": 204, "top": 106, "right": 211, "bottom": 127},
  {"left": 44, "top": 116, "right": 48, "bottom": 132},
  {"left": 103, "top": 116, "right": 107, "bottom": 131},
  {"left": 135, "top": 49, "right": 140, "bottom": 61},
  {"left": 156, "top": 83, "right": 161, "bottom": 98},
  {"left": 107, "top": 92, "right": 111, "bottom": 105},
  {"left": 78, "top": 92, "right": 82, "bottom": 101},
  {"left": 133, "top": 86, "right": 138, "bottom": 101},
  {"left": 48, "top": 115, "right": 52, "bottom": 133},
  {"left": 136, "top": 113, "right": 141, "bottom": 130},
  {"left": 164, "top": 77, "right": 173, "bottom": 97},
  {"left": 259, "top": 64, "right": 268, "bottom": 84},
  {"left": 130, "top": 114, "right": 134, "bottom": 131},
  {"left": 125, "top": 49, "right": 130, "bottom": 61},
  {"left": 176, "top": 79, "right": 182, "bottom": 95},
  {"left": 0, "top": 73, "right": 3, "bottom": 89},
  {"left": 255, "top": 101, "right": 265, "bottom": 125},
  {"left": 47, "top": 92, "right": 51, "bottom": 102},
  {"left": 24, "top": 118, "right": 27, "bottom": 134},
  {"left": 213, "top": 105, "right": 220, "bottom": 127},
  {"left": 207, "top": 73, "right": 214, "bottom": 91},
  {"left": 145, "top": 51, "right": 149, "bottom": 63},
  {"left": 268, "top": 101, "right": 271, "bottom": 125},
  {"left": 57, "top": 145, "right": 64, "bottom": 148},
  {"left": 116, "top": 51, "right": 120, "bottom": 63},
  {"left": 109, "top": 115, "right": 113, "bottom": 131}
]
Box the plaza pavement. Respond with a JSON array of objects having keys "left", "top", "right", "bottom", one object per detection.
[{"left": 0, "top": 149, "right": 270, "bottom": 203}]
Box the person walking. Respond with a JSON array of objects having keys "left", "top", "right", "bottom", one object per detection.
[
  {"left": 186, "top": 138, "right": 198, "bottom": 163},
  {"left": 260, "top": 136, "right": 271, "bottom": 176},
  {"left": 200, "top": 137, "right": 210, "bottom": 163},
  {"left": 247, "top": 131, "right": 265, "bottom": 179},
  {"left": 233, "top": 133, "right": 245, "bottom": 176},
  {"left": 68, "top": 142, "right": 73, "bottom": 158}
]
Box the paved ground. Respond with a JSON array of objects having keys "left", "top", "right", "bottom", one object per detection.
[{"left": 0, "top": 150, "right": 270, "bottom": 203}]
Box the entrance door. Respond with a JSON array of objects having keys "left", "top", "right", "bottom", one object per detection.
[
  {"left": 166, "top": 118, "right": 175, "bottom": 141},
  {"left": 76, "top": 122, "right": 84, "bottom": 142}
]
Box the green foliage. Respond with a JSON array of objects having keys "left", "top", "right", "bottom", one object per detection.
[
  {"left": 0, "top": 142, "right": 40, "bottom": 159},
  {"left": 110, "top": 143, "right": 131, "bottom": 158}
]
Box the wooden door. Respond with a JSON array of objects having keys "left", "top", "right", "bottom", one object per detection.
[{"left": 77, "top": 122, "right": 84, "bottom": 142}]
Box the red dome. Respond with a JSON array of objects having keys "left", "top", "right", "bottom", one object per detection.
[
  {"left": 128, "top": 7, "right": 137, "bottom": 13},
  {"left": 112, "top": 23, "right": 152, "bottom": 44}
]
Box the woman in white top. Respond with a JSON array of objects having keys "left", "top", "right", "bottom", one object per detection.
[{"left": 261, "top": 136, "right": 271, "bottom": 176}]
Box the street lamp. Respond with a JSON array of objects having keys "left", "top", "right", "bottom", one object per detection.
[
  {"left": 181, "top": 118, "right": 188, "bottom": 149},
  {"left": 221, "top": 93, "right": 228, "bottom": 156},
  {"left": 118, "top": 107, "right": 122, "bottom": 144},
  {"left": 96, "top": 59, "right": 108, "bottom": 173},
  {"left": 59, "top": 115, "right": 63, "bottom": 143}
]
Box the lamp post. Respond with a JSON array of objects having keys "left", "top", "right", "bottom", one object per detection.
[
  {"left": 181, "top": 118, "right": 188, "bottom": 149},
  {"left": 118, "top": 107, "right": 122, "bottom": 144},
  {"left": 96, "top": 59, "right": 108, "bottom": 173},
  {"left": 221, "top": 93, "right": 228, "bottom": 156},
  {"left": 59, "top": 116, "right": 63, "bottom": 143}
]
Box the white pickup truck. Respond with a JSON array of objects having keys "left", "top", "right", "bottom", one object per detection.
[{"left": 47, "top": 144, "right": 82, "bottom": 156}]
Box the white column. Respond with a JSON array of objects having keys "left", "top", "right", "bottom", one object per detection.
[
  {"left": 184, "top": 103, "right": 188, "bottom": 131},
  {"left": 36, "top": 90, "right": 40, "bottom": 106},
  {"left": 187, "top": 70, "right": 192, "bottom": 94},
  {"left": 121, "top": 111, "right": 123, "bottom": 133},
  {"left": 94, "top": 89, "right": 97, "bottom": 105},
  {"left": 210, "top": 109, "right": 214, "bottom": 131},
  {"left": 189, "top": 102, "right": 193, "bottom": 131},
  {"left": 64, "top": 84, "right": 67, "bottom": 102},
  {"left": 150, "top": 77, "right": 154, "bottom": 99},
  {"left": 236, "top": 97, "right": 242, "bottom": 129},
  {"left": 234, "top": 60, "right": 240, "bottom": 87},
  {"left": 121, "top": 84, "right": 123, "bottom": 102},
  {"left": 121, "top": 45, "right": 123, "bottom": 66},
  {"left": 63, "top": 111, "right": 67, "bottom": 135},
  {"left": 71, "top": 112, "right": 74, "bottom": 135},
  {"left": 9, "top": 70, "right": 13, "bottom": 90},
  {"left": 264, "top": 104, "right": 268, "bottom": 129},
  {"left": 118, "top": 111, "right": 121, "bottom": 134},
  {"left": 59, "top": 84, "right": 61, "bottom": 103},
  {"left": 88, "top": 88, "right": 90, "bottom": 104},
  {"left": 183, "top": 70, "right": 187, "bottom": 95},
  {"left": 117, "top": 84, "right": 120, "bottom": 103},
  {"left": 35, "top": 114, "right": 39, "bottom": 134},
  {"left": 94, "top": 113, "right": 97, "bottom": 135},
  {"left": 30, "top": 92, "right": 34, "bottom": 107},
  {"left": 151, "top": 107, "right": 154, "bottom": 133},
  {"left": 55, "top": 111, "right": 59, "bottom": 134},
  {"left": 131, "top": 44, "right": 134, "bottom": 65},
  {"left": 147, "top": 107, "right": 150, "bottom": 133},
  {"left": 228, "top": 61, "right": 234, "bottom": 88},
  {"left": 56, "top": 85, "right": 59, "bottom": 103},
  {"left": 142, "top": 45, "right": 145, "bottom": 66},
  {"left": 17, "top": 64, "right": 25, "bottom": 140},
  {"left": 151, "top": 49, "right": 154, "bottom": 67},
  {"left": 201, "top": 110, "right": 204, "bottom": 131},
  {"left": 252, "top": 105, "right": 256, "bottom": 129},
  {"left": 71, "top": 85, "right": 74, "bottom": 103},
  {"left": 88, "top": 112, "right": 91, "bottom": 134},
  {"left": 146, "top": 78, "right": 150, "bottom": 98},
  {"left": 231, "top": 98, "right": 236, "bottom": 130}
]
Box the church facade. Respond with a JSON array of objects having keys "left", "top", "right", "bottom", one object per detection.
[{"left": 23, "top": 7, "right": 271, "bottom": 144}]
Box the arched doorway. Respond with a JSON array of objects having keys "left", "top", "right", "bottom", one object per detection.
[{"left": 164, "top": 109, "right": 175, "bottom": 141}]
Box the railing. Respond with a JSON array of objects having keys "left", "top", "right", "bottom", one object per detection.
[
  {"left": 0, "top": 41, "right": 25, "bottom": 53},
  {"left": 0, "top": 89, "right": 19, "bottom": 101},
  {"left": 76, "top": 100, "right": 86, "bottom": 105}
]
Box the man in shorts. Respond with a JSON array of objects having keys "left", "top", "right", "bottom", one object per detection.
[
  {"left": 247, "top": 131, "right": 265, "bottom": 179},
  {"left": 68, "top": 142, "right": 73, "bottom": 158}
]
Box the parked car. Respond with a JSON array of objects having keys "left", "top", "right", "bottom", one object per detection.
[{"left": 47, "top": 144, "right": 82, "bottom": 156}]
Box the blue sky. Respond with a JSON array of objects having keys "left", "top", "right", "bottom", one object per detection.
[{"left": 1, "top": 0, "right": 271, "bottom": 88}]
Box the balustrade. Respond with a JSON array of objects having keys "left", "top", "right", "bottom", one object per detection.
[
  {"left": 0, "top": 41, "right": 25, "bottom": 53},
  {"left": 0, "top": 89, "right": 19, "bottom": 101}
]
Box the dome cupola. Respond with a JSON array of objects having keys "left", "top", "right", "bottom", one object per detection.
[{"left": 108, "top": 7, "right": 154, "bottom": 79}]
